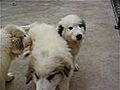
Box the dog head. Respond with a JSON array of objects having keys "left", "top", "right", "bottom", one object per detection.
[
  {"left": 58, "top": 15, "right": 86, "bottom": 42},
  {"left": 4, "top": 24, "right": 32, "bottom": 55},
  {"left": 25, "top": 56, "right": 73, "bottom": 90}
]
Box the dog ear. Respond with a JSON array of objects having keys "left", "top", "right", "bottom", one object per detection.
[
  {"left": 63, "top": 65, "right": 71, "bottom": 77},
  {"left": 81, "top": 20, "right": 86, "bottom": 31},
  {"left": 53, "top": 56, "right": 71, "bottom": 77},
  {"left": 57, "top": 25, "right": 64, "bottom": 36},
  {"left": 25, "top": 71, "right": 33, "bottom": 84},
  {"left": 25, "top": 64, "right": 34, "bottom": 84}
]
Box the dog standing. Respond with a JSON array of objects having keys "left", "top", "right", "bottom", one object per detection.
[
  {"left": 0, "top": 25, "right": 31, "bottom": 90},
  {"left": 57, "top": 15, "right": 86, "bottom": 71}
]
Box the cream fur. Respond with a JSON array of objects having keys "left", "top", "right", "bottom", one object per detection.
[
  {"left": 0, "top": 25, "right": 31, "bottom": 90},
  {"left": 59, "top": 15, "right": 82, "bottom": 28},
  {"left": 27, "top": 23, "right": 74, "bottom": 90},
  {"left": 58, "top": 15, "right": 85, "bottom": 56},
  {"left": 58, "top": 15, "right": 86, "bottom": 71}
]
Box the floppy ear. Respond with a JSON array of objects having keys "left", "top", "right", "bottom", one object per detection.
[
  {"left": 63, "top": 65, "right": 71, "bottom": 77},
  {"left": 57, "top": 25, "right": 64, "bottom": 36},
  {"left": 81, "top": 20, "right": 86, "bottom": 31},
  {"left": 4, "top": 25, "right": 26, "bottom": 54},
  {"left": 25, "top": 64, "right": 34, "bottom": 84}
]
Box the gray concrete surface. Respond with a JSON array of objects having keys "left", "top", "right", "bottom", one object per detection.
[{"left": 0, "top": 0, "right": 120, "bottom": 90}]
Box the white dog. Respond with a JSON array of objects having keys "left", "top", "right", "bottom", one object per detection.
[
  {"left": 0, "top": 25, "right": 31, "bottom": 90},
  {"left": 57, "top": 15, "right": 86, "bottom": 71},
  {"left": 24, "top": 23, "right": 74, "bottom": 90}
]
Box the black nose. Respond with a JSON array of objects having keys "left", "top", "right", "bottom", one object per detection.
[{"left": 76, "top": 34, "right": 82, "bottom": 40}]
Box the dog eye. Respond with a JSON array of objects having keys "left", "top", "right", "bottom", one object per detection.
[
  {"left": 68, "top": 27, "right": 73, "bottom": 30},
  {"left": 47, "top": 74, "right": 56, "bottom": 81},
  {"left": 78, "top": 24, "right": 83, "bottom": 28}
]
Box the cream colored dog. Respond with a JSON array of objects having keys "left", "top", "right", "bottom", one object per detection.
[
  {"left": 57, "top": 15, "right": 86, "bottom": 71},
  {"left": 0, "top": 25, "right": 31, "bottom": 90},
  {"left": 23, "top": 23, "right": 74, "bottom": 90}
]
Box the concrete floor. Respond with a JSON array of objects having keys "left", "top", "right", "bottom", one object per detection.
[{"left": 0, "top": 0, "right": 120, "bottom": 90}]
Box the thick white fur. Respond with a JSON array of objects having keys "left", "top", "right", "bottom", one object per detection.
[
  {"left": 58, "top": 15, "right": 86, "bottom": 56},
  {"left": 58, "top": 15, "right": 86, "bottom": 70},
  {"left": 27, "top": 23, "right": 74, "bottom": 90},
  {"left": 59, "top": 15, "right": 82, "bottom": 29},
  {"left": 0, "top": 25, "right": 31, "bottom": 90}
]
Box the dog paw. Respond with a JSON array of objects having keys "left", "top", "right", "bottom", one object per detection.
[
  {"left": 6, "top": 73, "right": 15, "bottom": 83},
  {"left": 74, "top": 64, "right": 79, "bottom": 72}
]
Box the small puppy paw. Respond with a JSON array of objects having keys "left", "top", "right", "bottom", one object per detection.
[
  {"left": 6, "top": 73, "right": 15, "bottom": 83},
  {"left": 74, "top": 64, "right": 79, "bottom": 72}
]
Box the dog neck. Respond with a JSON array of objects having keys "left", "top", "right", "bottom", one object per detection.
[{"left": 66, "top": 39, "right": 81, "bottom": 57}]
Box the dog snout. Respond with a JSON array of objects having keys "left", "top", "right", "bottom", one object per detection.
[{"left": 76, "top": 34, "right": 82, "bottom": 40}]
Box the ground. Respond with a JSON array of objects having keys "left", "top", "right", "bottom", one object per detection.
[{"left": 0, "top": 0, "right": 120, "bottom": 90}]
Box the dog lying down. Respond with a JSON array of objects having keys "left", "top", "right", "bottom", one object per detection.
[
  {"left": 23, "top": 23, "right": 74, "bottom": 90},
  {"left": 57, "top": 15, "right": 86, "bottom": 71}
]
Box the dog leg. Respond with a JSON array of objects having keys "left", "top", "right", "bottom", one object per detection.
[
  {"left": 0, "top": 76, "right": 5, "bottom": 90},
  {"left": 6, "top": 73, "right": 15, "bottom": 83}
]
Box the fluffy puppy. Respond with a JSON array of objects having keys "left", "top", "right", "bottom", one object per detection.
[
  {"left": 57, "top": 15, "right": 86, "bottom": 71},
  {"left": 23, "top": 23, "right": 74, "bottom": 90},
  {"left": 0, "top": 25, "right": 31, "bottom": 90}
]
